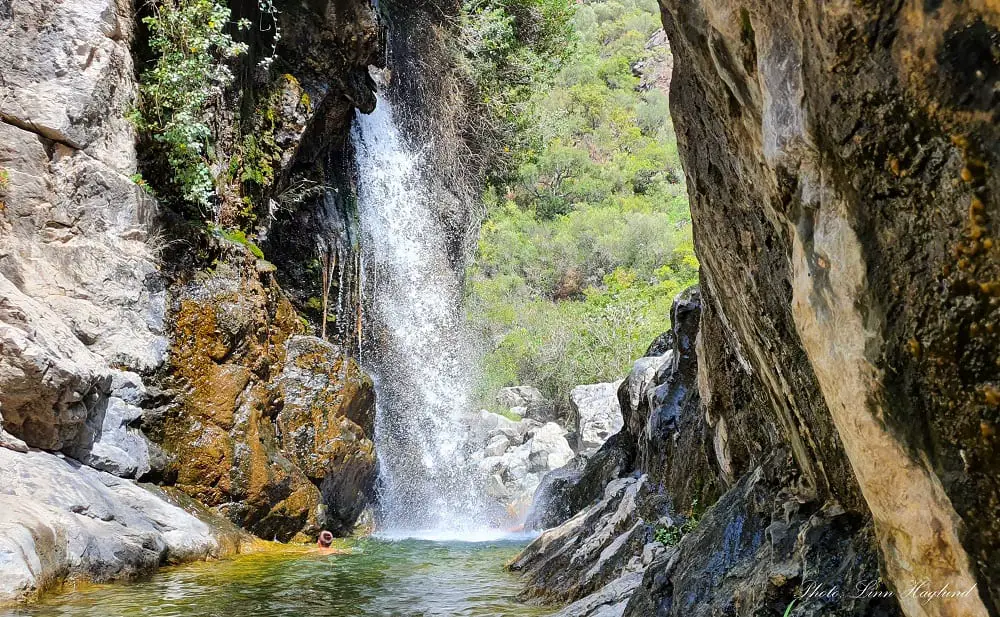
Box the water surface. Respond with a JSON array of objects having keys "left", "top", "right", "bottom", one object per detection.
[{"left": 6, "top": 538, "right": 555, "bottom": 617}]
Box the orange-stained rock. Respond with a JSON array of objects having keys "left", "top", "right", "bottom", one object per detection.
[
  {"left": 151, "top": 254, "right": 375, "bottom": 541},
  {"left": 272, "top": 335, "right": 376, "bottom": 534}
]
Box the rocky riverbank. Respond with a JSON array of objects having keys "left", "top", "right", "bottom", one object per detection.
[
  {"left": 509, "top": 2, "right": 1000, "bottom": 616},
  {"left": 463, "top": 382, "right": 625, "bottom": 524},
  {"left": 0, "top": 0, "right": 385, "bottom": 599},
  {"left": 0, "top": 448, "right": 248, "bottom": 605}
]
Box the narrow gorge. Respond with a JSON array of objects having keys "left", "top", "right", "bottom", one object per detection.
[{"left": 1, "top": 1, "right": 999, "bottom": 616}]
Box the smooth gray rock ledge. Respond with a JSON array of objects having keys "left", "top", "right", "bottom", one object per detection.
[{"left": 0, "top": 448, "right": 227, "bottom": 604}]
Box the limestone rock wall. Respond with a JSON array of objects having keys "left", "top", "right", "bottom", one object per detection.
[
  {"left": 0, "top": 0, "right": 385, "bottom": 599},
  {"left": 656, "top": 0, "right": 1000, "bottom": 615},
  {"left": 0, "top": 0, "right": 165, "bottom": 471}
]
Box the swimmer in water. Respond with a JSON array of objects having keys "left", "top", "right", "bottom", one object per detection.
[{"left": 316, "top": 530, "right": 349, "bottom": 555}]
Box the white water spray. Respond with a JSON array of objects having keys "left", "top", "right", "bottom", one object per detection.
[{"left": 352, "top": 91, "right": 499, "bottom": 537}]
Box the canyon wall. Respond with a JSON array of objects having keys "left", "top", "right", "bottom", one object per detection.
[
  {"left": 517, "top": 2, "right": 1000, "bottom": 617},
  {"left": 0, "top": 0, "right": 385, "bottom": 600},
  {"left": 662, "top": 1, "right": 999, "bottom": 614}
]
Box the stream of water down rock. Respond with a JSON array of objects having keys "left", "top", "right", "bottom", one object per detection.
[{"left": 352, "top": 92, "right": 501, "bottom": 537}]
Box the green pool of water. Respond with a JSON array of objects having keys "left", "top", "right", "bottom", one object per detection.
[{"left": 3, "top": 538, "right": 556, "bottom": 617}]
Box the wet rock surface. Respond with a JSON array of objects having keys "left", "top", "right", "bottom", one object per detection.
[
  {"left": 273, "top": 335, "right": 376, "bottom": 535},
  {"left": 657, "top": 0, "right": 1000, "bottom": 613},
  {"left": 513, "top": 289, "right": 902, "bottom": 617},
  {"left": 518, "top": 2, "right": 1000, "bottom": 615},
  {"left": 152, "top": 258, "right": 376, "bottom": 541},
  {"left": 524, "top": 432, "right": 635, "bottom": 531},
  {"left": 254, "top": 0, "right": 381, "bottom": 328},
  {"left": 0, "top": 448, "right": 244, "bottom": 604},
  {"left": 622, "top": 461, "right": 898, "bottom": 617},
  {"left": 511, "top": 476, "right": 657, "bottom": 603}
]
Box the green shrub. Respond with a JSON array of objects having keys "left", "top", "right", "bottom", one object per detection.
[
  {"left": 0, "top": 167, "right": 9, "bottom": 212},
  {"left": 652, "top": 500, "right": 702, "bottom": 547},
  {"left": 465, "top": 0, "right": 697, "bottom": 409},
  {"left": 209, "top": 223, "right": 265, "bottom": 259},
  {"left": 133, "top": 0, "right": 249, "bottom": 209},
  {"left": 129, "top": 172, "right": 155, "bottom": 195},
  {"left": 458, "top": 0, "right": 576, "bottom": 179},
  {"left": 223, "top": 75, "right": 289, "bottom": 226}
]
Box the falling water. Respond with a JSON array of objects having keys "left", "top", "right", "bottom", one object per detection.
[{"left": 352, "top": 91, "right": 497, "bottom": 537}]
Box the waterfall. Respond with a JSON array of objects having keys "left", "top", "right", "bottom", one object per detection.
[{"left": 352, "top": 91, "right": 496, "bottom": 537}]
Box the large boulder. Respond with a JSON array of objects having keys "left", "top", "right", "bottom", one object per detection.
[
  {"left": 150, "top": 263, "right": 378, "bottom": 541},
  {"left": 471, "top": 419, "right": 574, "bottom": 522},
  {"left": 511, "top": 476, "right": 656, "bottom": 603},
  {"left": 272, "top": 335, "right": 377, "bottom": 535},
  {"left": 524, "top": 431, "right": 635, "bottom": 531},
  {"left": 152, "top": 265, "right": 320, "bottom": 540},
  {"left": 61, "top": 369, "right": 152, "bottom": 479},
  {"left": 497, "top": 386, "right": 557, "bottom": 422},
  {"left": 484, "top": 434, "right": 511, "bottom": 457},
  {"left": 569, "top": 382, "right": 625, "bottom": 454},
  {"left": 0, "top": 448, "right": 243, "bottom": 603},
  {"left": 63, "top": 394, "right": 150, "bottom": 479},
  {"left": 0, "top": 277, "right": 110, "bottom": 450},
  {"left": 625, "top": 353, "right": 672, "bottom": 416},
  {"left": 528, "top": 422, "right": 574, "bottom": 471},
  {"left": 468, "top": 409, "right": 536, "bottom": 446}
]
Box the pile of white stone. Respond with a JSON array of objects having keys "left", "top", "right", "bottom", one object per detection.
[{"left": 469, "top": 384, "right": 625, "bottom": 520}]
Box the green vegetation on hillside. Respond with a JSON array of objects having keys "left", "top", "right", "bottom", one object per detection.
[
  {"left": 133, "top": 0, "right": 251, "bottom": 210},
  {"left": 462, "top": 0, "right": 697, "bottom": 409},
  {"left": 457, "top": 0, "right": 576, "bottom": 180},
  {"left": 133, "top": 0, "right": 279, "bottom": 222}
]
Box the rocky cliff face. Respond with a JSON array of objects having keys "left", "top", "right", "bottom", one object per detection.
[
  {"left": 0, "top": 0, "right": 385, "bottom": 601},
  {"left": 515, "top": 3, "right": 1000, "bottom": 617},
  {"left": 147, "top": 254, "right": 376, "bottom": 541},
  {"left": 1, "top": 0, "right": 165, "bottom": 470},
  {"left": 661, "top": 1, "right": 999, "bottom": 614}
]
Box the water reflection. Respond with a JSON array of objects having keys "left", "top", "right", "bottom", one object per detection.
[{"left": 5, "top": 539, "right": 555, "bottom": 617}]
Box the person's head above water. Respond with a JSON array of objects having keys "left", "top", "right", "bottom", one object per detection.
[{"left": 318, "top": 530, "right": 334, "bottom": 548}]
